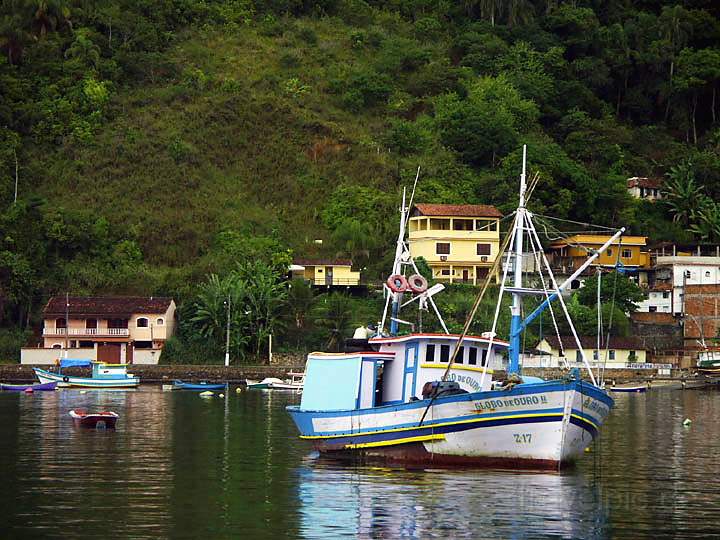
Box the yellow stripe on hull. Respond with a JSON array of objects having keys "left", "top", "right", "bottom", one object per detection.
[{"left": 345, "top": 434, "right": 446, "bottom": 449}]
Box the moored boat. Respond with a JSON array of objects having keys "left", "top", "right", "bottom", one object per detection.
[
  {"left": 610, "top": 384, "right": 647, "bottom": 393},
  {"left": 697, "top": 349, "right": 720, "bottom": 374},
  {"left": 172, "top": 380, "right": 227, "bottom": 391},
  {"left": 248, "top": 373, "right": 304, "bottom": 390},
  {"left": 287, "top": 151, "right": 616, "bottom": 469},
  {"left": 34, "top": 359, "right": 140, "bottom": 388},
  {"left": 0, "top": 381, "right": 58, "bottom": 391},
  {"left": 69, "top": 409, "right": 119, "bottom": 429}
]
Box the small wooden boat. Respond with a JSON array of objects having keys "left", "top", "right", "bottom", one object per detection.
[
  {"left": 69, "top": 409, "right": 119, "bottom": 429},
  {"left": 0, "top": 381, "right": 58, "bottom": 392},
  {"left": 610, "top": 384, "right": 647, "bottom": 393},
  {"left": 172, "top": 380, "right": 226, "bottom": 391},
  {"left": 248, "top": 372, "right": 304, "bottom": 390}
]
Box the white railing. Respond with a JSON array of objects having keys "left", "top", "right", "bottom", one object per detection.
[{"left": 43, "top": 328, "right": 130, "bottom": 336}]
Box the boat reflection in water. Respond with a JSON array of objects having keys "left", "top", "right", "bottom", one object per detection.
[{"left": 296, "top": 459, "right": 609, "bottom": 539}]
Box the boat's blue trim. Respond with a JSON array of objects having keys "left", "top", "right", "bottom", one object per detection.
[
  {"left": 569, "top": 414, "right": 599, "bottom": 439},
  {"left": 287, "top": 379, "right": 612, "bottom": 417}
]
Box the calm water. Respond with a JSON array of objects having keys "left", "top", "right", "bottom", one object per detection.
[{"left": 1, "top": 386, "right": 719, "bottom": 539}]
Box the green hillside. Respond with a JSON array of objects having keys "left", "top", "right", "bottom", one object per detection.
[{"left": 1, "top": 0, "right": 719, "bottom": 359}]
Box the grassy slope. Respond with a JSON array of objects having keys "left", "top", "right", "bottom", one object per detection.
[{"left": 36, "top": 18, "right": 402, "bottom": 266}]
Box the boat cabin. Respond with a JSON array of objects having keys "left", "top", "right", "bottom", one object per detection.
[
  {"left": 299, "top": 334, "right": 507, "bottom": 411},
  {"left": 58, "top": 359, "right": 132, "bottom": 380}
]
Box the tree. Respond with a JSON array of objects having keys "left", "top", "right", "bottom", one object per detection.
[
  {"left": 576, "top": 271, "right": 646, "bottom": 314},
  {"left": 312, "top": 292, "right": 354, "bottom": 352},
  {"left": 64, "top": 28, "right": 101, "bottom": 71},
  {"left": 663, "top": 160, "right": 703, "bottom": 225},
  {"left": 689, "top": 199, "right": 720, "bottom": 242},
  {"left": 331, "top": 218, "right": 376, "bottom": 266}
]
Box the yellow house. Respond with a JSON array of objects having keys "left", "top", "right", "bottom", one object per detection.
[
  {"left": 292, "top": 259, "right": 361, "bottom": 287},
  {"left": 407, "top": 203, "right": 502, "bottom": 285},
  {"left": 536, "top": 336, "right": 647, "bottom": 368},
  {"left": 547, "top": 234, "right": 650, "bottom": 273}
]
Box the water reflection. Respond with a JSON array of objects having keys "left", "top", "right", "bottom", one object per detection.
[{"left": 296, "top": 462, "right": 609, "bottom": 539}]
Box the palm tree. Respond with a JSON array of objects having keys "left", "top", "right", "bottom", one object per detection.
[
  {"left": 664, "top": 161, "right": 702, "bottom": 226},
  {"left": 690, "top": 200, "right": 720, "bottom": 242},
  {"left": 331, "top": 218, "right": 376, "bottom": 266},
  {"left": 0, "top": 14, "right": 28, "bottom": 64},
  {"left": 313, "top": 293, "right": 354, "bottom": 352},
  {"left": 28, "top": 0, "right": 70, "bottom": 37},
  {"left": 64, "top": 28, "right": 101, "bottom": 70}
]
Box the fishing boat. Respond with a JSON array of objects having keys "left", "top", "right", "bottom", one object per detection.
[
  {"left": 34, "top": 359, "right": 140, "bottom": 388},
  {"left": 287, "top": 150, "right": 616, "bottom": 469},
  {"left": 172, "top": 380, "right": 227, "bottom": 391},
  {"left": 696, "top": 349, "right": 720, "bottom": 374},
  {"left": 248, "top": 372, "right": 304, "bottom": 390},
  {"left": 69, "top": 409, "right": 119, "bottom": 429},
  {"left": 0, "top": 381, "right": 58, "bottom": 391},
  {"left": 610, "top": 384, "right": 647, "bottom": 393}
]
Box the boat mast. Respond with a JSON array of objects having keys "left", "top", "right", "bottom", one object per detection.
[
  {"left": 508, "top": 146, "right": 527, "bottom": 375},
  {"left": 389, "top": 188, "right": 408, "bottom": 335}
]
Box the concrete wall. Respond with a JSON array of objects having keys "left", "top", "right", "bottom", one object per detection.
[
  {"left": 21, "top": 347, "right": 96, "bottom": 365},
  {"left": 133, "top": 349, "right": 163, "bottom": 365}
]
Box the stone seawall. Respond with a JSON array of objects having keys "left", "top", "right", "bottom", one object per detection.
[{"left": 0, "top": 364, "right": 694, "bottom": 383}]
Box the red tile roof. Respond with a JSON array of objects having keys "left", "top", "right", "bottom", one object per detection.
[
  {"left": 43, "top": 296, "right": 173, "bottom": 317},
  {"left": 294, "top": 258, "right": 352, "bottom": 267},
  {"left": 540, "top": 335, "right": 646, "bottom": 351},
  {"left": 412, "top": 203, "right": 502, "bottom": 218},
  {"left": 627, "top": 177, "right": 662, "bottom": 189}
]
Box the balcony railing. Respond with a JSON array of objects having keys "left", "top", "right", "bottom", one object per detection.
[{"left": 43, "top": 328, "right": 130, "bottom": 337}]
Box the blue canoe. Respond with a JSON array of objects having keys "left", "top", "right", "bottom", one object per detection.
[
  {"left": 0, "top": 381, "right": 58, "bottom": 391},
  {"left": 172, "top": 380, "right": 227, "bottom": 391}
]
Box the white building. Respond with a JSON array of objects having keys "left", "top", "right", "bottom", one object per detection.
[
  {"left": 627, "top": 177, "right": 662, "bottom": 201},
  {"left": 636, "top": 256, "right": 720, "bottom": 314}
]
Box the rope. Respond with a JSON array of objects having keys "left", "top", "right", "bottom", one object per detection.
[
  {"left": 599, "top": 236, "right": 623, "bottom": 386},
  {"left": 417, "top": 211, "right": 519, "bottom": 426}
]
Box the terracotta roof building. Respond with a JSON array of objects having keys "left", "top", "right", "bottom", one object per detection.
[{"left": 627, "top": 177, "right": 663, "bottom": 201}]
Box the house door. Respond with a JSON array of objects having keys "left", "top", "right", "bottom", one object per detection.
[
  {"left": 97, "top": 343, "right": 121, "bottom": 364},
  {"left": 403, "top": 344, "right": 418, "bottom": 402},
  {"left": 462, "top": 269, "right": 469, "bottom": 282},
  {"left": 325, "top": 266, "right": 333, "bottom": 286}
]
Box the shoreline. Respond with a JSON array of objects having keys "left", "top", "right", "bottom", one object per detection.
[{"left": 0, "top": 364, "right": 714, "bottom": 386}]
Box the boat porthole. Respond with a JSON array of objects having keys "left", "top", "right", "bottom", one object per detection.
[{"left": 63, "top": 376, "right": 69, "bottom": 383}]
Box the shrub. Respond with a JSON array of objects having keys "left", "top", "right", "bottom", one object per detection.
[
  {"left": 296, "top": 27, "right": 317, "bottom": 45},
  {"left": 0, "top": 328, "right": 31, "bottom": 363},
  {"left": 279, "top": 52, "right": 301, "bottom": 69},
  {"left": 382, "top": 119, "right": 430, "bottom": 156}
]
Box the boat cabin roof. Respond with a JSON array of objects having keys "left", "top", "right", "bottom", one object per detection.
[{"left": 369, "top": 333, "right": 509, "bottom": 348}]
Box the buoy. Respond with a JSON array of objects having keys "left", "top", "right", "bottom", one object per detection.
[
  {"left": 584, "top": 447, "right": 591, "bottom": 453},
  {"left": 80, "top": 390, "right": 87, "bottom": 394},
  {"left": 24, "top": 387, "right": 33, "bottom": 394},
  {"left": 235, "top": 387, "right": 242, "bottom": 394},
  {"left": 219, "top": 393, "right": 225, "bottom": 398},
  {"left": 199, "top": 391, "right": 214, "bottom": 398},
  {"left": 683, "top": 418, "right": 692, "bottom": 426}
]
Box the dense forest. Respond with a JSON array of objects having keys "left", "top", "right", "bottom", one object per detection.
[{"left": 0, "top": 0, "right": 719, "bottom": 361}]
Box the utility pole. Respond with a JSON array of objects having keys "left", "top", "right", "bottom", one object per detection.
[
  {"left": 13, "top": 148, "right": 18, "bottom": 204},
  {"left": 224, "top": 294, "right": 231, "bottom": 367},
  {"left": 64, "top": 292, "right": 69, "bottom": 358}
]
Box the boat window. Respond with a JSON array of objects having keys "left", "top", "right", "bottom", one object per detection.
[
  {"left": 137, "top": 317, "right": 149, "bottom": 328},
  {"left": 455, "top": 346, "right": 464, "bottom": 364},
  {"left": 425, "top": 344, "right": 435, "bottom": 362},
  {"left": 468, "top": 347, "right": 477, "bottom": 365},
  {"left": 480, "top": 349, "right": 487, "bottom": 367},
  {"left": 436, "top": 242, "right": 450, "bottom": 255},
  {"left": 440, "top": 345, "right": 450, "bottom": 362},
  {"left": 56, "top": 318, "right": 66, "bottom": 328},
  {"left": 157, "top": 318, "right": 164, "bottom": 325}
]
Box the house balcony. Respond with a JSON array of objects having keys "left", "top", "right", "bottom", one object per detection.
[{"left": 42, "top": 328, "right": 130, "bottom": 337}]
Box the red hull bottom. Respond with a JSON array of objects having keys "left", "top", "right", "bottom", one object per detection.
[{"left": 314, "top": 442, "right": 566, "bottom": 470}]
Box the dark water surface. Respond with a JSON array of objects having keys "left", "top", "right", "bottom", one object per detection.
[{"left": 1, "top": 386, "right": 719, "bottom": 539}]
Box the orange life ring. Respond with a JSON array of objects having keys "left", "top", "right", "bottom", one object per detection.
[
  {"left": 387, "top": 274, "right": 408, "bottom": 293},
  {"left": 407, "top": 274, "right": 428, "bottom": 293}
]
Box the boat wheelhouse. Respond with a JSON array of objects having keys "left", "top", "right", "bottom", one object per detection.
[{"left": 34, "top": 359, "right": 140, "bottom": 388}]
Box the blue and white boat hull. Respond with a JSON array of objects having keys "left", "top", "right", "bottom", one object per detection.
[
  {"left": 288, "top": 379, "right": 612, "bottom": 468},
  {"left": 33, "top": 367, "right": 140, "bottom": 388}
]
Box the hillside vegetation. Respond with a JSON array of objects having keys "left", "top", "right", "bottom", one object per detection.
[{"left": 1, "top": 0, "right": 719, "bottom": 359}]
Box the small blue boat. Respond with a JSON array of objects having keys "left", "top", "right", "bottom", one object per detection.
[
  {"left": 0, "top": 381, "right": 58, "bottom": 391},
  {"left": 172, "top": 380, "right": 226, "bottom": 391}
]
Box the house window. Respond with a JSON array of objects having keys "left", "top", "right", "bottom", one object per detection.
[
  {"left": 607, "top": 248, "right": 612, "bottom": 257},
  {"left": 453, "top": 219, "right": 473, "bottom": 231},
  {"left": 649, "top": 306, "right": 657, "bottom": 312},
  {"left": 108, "top": 319, "right": 128, "bottom": 329},
  {"left": 706, "top": 271, "right": 711, "bottom": 277},
  {"left": 456, "top": 346, "right": 464, "bottom": 364},
  {"left": 157, "top": 318, "right": 164, "bottom": 326},
  {"left": 468, "top": 347, "right": 478, "bottom": 365},
  {"left": 56, "top": 318, "right": 66, "bottom": 329},
  {"left": 430, "top": 219, "right": 450, "bottom": 230},
  {"left": 593, "top": 350, "right": 599, "bottom": 360},
  {"left": 622, "top": 249, "right": 632, "bottom": 258},
  {"left": 318, "top": 268, "right": 323, "bottom": 273},
  {"left": 685, "top": 270, "right": 691, "bottom": 278},
  {"left": 137, "top": 317, "right": 149, "bottom": 328},
  {"left": 662, "top": 292, "right": 670, "bottom": 299},
  {"left": 440, "top": 345, "right": 450, "bottom": 362},
  {"left": 609, "top": 350, "right": 616, "bottom": 360},
  {"left": 86, "top": 318, "right": 97, "bottom": 329},
  {"left": 79, "top": 340, "right": 93, "bottom": 348},
  {"left": 135, "top": 341, "right": 152, "bottom": 349},
  {"left": 441, "top": 269, "right": 451, "bottom": 276},
  {"left": 436, "top": 243, "right": 451, "bottom": 255},
  {"left": 476, "top": 243, "right": 491, "bottom": 256},
  {"left": 576, "top": 350, "right": 582, "bottom": 363},
  {"left": 425, "top": 344, "right": 435, "bottom": 362}
]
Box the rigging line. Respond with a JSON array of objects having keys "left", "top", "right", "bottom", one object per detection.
[
  {"left": 417, "top": 212, "right": 519, "bottom": 427},
  {"left": 525, "top": 212, "right": 567, "bottom": 368},
  {"left": 600, "top": 237, "right": 623, "bottom": 386},
  {"left": 532, "top": 214, "right": 617, "bottom": 231}
]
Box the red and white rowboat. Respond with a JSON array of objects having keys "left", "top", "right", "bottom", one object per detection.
[{"left": 69, "top": 409, "right": 119, "bottom": 429}]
